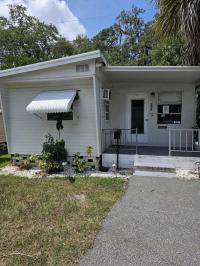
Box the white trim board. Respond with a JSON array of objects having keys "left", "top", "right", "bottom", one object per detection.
[{"left": 0, "top": 50, "right": 106, "bottom": 78}]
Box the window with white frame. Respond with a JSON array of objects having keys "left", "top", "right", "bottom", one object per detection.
[
  {"left": 157, "top": 92, "right": 182, "bottom": 124},
  {"left": 105, "top": 101, "right": 110, "bottom": 121}
]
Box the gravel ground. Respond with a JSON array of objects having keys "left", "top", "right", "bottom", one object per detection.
[
  {"left": 0, "top": 166, "right": 132, "bottom": 179},
  {"left": 79, "top": 176, "right": 200, "bottom": 266}
]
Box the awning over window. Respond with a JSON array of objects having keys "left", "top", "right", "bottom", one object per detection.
[{"left": 26, "top": 90, "right": 76, "bottom": 114}]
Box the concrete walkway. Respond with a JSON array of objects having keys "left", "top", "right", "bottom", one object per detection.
[{"left": 79, "top": 176, "right": 200, "bottom": 266}]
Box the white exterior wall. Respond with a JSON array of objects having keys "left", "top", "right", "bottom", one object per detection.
[
  {"left": 110, "top": 83, "right": 196, "bottom": 146},
  {"left": 2, "top": 60, "right": 95, "bottom": 83},
  {"left": 5, "top": 78, "right": 99, "bottom": 156},
  {"left": 1, "top": 57, "right": 198, "bottom": 157},
  {"left": 1, "top": 60, "right": 101, "bottom": 156},
  {"left": 95, "top": 67, "right": 112, "bottom": 154}
]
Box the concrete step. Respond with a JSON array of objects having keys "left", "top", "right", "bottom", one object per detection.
[
  {"left": 134, "top": 155, "right": 175, "bottom": 173},
  {"left": 134, "top": 170, "right": 177, "bottom": 178},
  {"left": 134, "top": 165, "right": 175, "bottom": 173}
]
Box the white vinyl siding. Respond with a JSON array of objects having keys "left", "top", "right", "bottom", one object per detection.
[
  {"left": 3, "top": 60, "right": 95, "bottom": 83},
  {"left": 76, "top": 64, "right": 89, "bottom": 73},
  {"left": 6, "top": 78, "right": 98, "bottom": 156}
]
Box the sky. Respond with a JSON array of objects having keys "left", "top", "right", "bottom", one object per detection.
[{"left": 0, "top": 0, "right": 156, "bottom": 40}]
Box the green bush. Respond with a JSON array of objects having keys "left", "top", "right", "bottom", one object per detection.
[
  {"left": 39, "top": 158, "right": 60, "bottom": 173},
  {"left": 86, "top": 146, "right": 93, "bottom": 157},
  {"left": 39, "top": 134, "right": 67, "bottom": 173},
  {"left": 19, "top": 159, "right": 31, "bottom": 170},
  {"left": 73, "top": 152, "right": 86, "bottom": 173},
  {"left": 29, "top": 153, "right": 40, "bottom": 163}
]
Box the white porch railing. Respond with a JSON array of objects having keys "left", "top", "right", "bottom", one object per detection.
[
  {"left": 102, "top": 128, "right": 138, "bottom": 154},
  {"left": 169, "top": 128, "right": 200, "bottom": 155}
]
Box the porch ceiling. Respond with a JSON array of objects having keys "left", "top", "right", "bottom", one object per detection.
[{"left": 103, "top": 66, "right": 200, "bottom": 84}]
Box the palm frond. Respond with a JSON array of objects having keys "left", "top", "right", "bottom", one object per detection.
[{"left": 154, "top": 0, "right": 200, "bottom": 65}]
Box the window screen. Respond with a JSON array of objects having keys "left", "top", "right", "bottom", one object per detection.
[
  {"left": 157, "top": 92, "right": 182, "bottom": 124},
  {"left": 47, "top": 111, "right": 73, "bottom": 121},
  {"left": 157, "top": 104, "right": 181, "bottom": 124}
]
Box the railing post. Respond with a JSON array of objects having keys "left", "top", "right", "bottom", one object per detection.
[
  {"left": 169, "top": 128, "right": 171, "bottom": 156},
  {"left": 102, "top": 129, "right": 104, "bottom": 152},
  {"left": 198, "top": 130, "right": 200, "bottom": 150},
  {"left": 191, "top": 130, "right": 194, "bottom": 151},
  {"left": 186, "top": 130, "right": 188, "bottom": 151},
  {"left": 135, "top": 128, "right": 138, "bottom": 155}
]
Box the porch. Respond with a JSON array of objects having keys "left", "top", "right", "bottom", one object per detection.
[
  {"left": 102, "top": 128, "right": 200, "bottom": 170},
  {"left": 104, "top": 145, "right": 200, "bottom": 157}
]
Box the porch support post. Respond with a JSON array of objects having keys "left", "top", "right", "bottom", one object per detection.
[
  {"left": 93, "top": 75, "right": 101, "bottom": 156},
  {"left": 116, "top": 138, "right": 119, "bottom": 170},
  {"left": 135, "top": 128, "right": 138, "bottom": 155},
  {"left": 169, "top": 127, "right": 171, "bottom": 156}
]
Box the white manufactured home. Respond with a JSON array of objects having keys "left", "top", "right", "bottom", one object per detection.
[{"left": 0, "top": 50, "right": 200, "bottom": 168}]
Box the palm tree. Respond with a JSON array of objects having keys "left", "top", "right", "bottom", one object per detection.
[{"left": 154, "top": 0, "right": 200, "bottom": 65}]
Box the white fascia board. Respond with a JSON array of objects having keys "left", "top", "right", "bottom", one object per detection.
[
  {"left": 0, "top": 50, "right": 105, "bottom": 78},
  {"left": 104, "top": 66, "right": 200, "bottom": 72}
]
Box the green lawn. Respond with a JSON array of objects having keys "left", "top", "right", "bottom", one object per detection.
[
  {"left": 0, "top": 154, "right": 10, "bottom": 169},
  {"left": 0, "top": 175, "right": 126, "bottom": 266}
]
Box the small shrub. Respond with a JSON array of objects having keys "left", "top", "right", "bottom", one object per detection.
[
  {"left": 86, "top": 146, "right": 93, "bottom": 157},
  {"left": 55, "top": 139, "right": 66, "bottom": 162},
  {"left": 19, "top": 159, "right": 31, "bottom": 170},
  {"left": 39, "top": 134, "right": 67, "bottom": 173},
  {"left": 39, "top": 159, "right": 60, "bottom": 173},
  {"left": 73, "top": 153, "right": 86, "bottom": 173},
  {"left": 29, "top": 153, "right": 39, "bottom": 163}
]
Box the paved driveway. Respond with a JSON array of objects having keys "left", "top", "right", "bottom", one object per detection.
[{"left": 79, "top": 176, "right": 200, "bottom": 266}]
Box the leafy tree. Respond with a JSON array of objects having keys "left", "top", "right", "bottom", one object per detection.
[
  {"left": 114, "top": 7, "right": 145, "bottom": 46},
  {"left": 136, "top": 21, "right": 158, "bottom": 66},
  {"left": 73, "top": 35, "right": 93, "bottom": 54},
  {"left": 92, "top": 26, "right": 120, "bottom": 64},
  {"left": 113, "top": 7, "right": 146, "bottom": 65},
  {"left": 0, "top": 4, "right": 73, "bottom": 69},
  {"left": 0, "top": 3, "right": 189, "bottom": 68},
  {"left": 92, "top": 6, "right": 148, "bottom": 65},
  {"left": 154, "top": 0, "right": 200, "bottom": 65},
  {"left": 93, "top": 27, "right": 118, "bottom": 50},
  {"left": 151, "top": 37, "right": 186, "bottom": 65},
  {"left": 51, "top": 37, "right": 74, "bottom": 59}
]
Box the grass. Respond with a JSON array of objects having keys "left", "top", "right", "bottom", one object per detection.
[
  {"left": 0, "top": 175, "right": 126, "bottom": 266},
  {"left": 0, "top": 154, "right": 10, "bottom": 169}
]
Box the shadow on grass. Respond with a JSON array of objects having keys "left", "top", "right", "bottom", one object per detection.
[{"left": 0, "top": 154, "right": 11, "bottom": 168}]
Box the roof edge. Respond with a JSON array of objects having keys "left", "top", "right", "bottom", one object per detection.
[
  {"left": 104, "top": 66, "right": 200, "bottom": 72},
  {"left": 0, "top": 50, "right": 106, "bottom": 78}
]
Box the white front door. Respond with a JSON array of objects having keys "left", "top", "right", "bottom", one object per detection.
[{"left": 127, "top": 94, "right": 148, "bottom": 143}]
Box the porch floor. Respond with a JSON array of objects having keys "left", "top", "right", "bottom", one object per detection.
[{"left": 104, "top": 145, "right": 200, "bottom": 157}]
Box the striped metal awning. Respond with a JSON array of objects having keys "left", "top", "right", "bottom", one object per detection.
[{"left": 26, "top": 90, "right": 76, "bottom": 114}]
